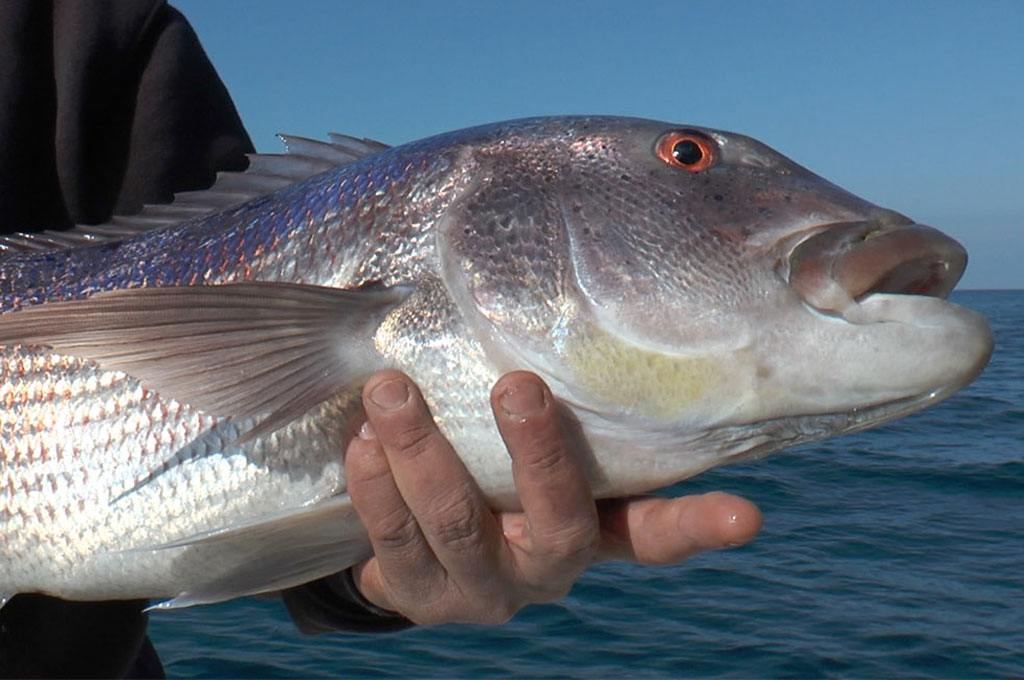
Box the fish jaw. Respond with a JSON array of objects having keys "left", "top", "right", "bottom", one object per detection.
[
  {"left": 746, "top": 217, "right": 993, "bottom": 420},
  {"left": 736, "top": 293, "right": 992, "bottom": 423}
]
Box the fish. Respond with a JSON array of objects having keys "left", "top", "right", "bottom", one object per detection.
[{"left": 0, "top": 117, "right": 993, "bottom": 609}]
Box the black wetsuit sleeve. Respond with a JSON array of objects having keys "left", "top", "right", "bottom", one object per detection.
[
  {"left": 282, "top": 571, "right": 415, "bottom": 635},
  {"left": 0, "top": 0, "right": 252, "bottom": 235}
]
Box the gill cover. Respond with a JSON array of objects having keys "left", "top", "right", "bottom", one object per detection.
[{"left": 438, "top": 120, "right": 756, "bottom": 427}]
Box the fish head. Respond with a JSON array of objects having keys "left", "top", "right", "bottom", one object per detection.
[{"left": 439, "top": 116, "right": 992, "bottom": 484}]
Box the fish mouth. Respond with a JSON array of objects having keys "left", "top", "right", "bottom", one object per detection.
[{"left": 784, "top": 219, "right": 968, "bottom": 322}]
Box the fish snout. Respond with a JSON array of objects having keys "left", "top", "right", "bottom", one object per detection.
[{"left": 784, "top": 217, "right": 968, "bottom": 320}]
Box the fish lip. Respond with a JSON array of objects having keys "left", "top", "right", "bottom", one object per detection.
[{"left": 781, "top": 219, "right": 968, "bottom": 321}]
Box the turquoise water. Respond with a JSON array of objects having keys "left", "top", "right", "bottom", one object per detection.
[{"left": 149, "top": 290, "right": 1024, "bottom": 678}]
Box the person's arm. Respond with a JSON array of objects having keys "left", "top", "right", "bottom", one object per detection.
[{"left": 285, "top": 370, "right": 761, "bottom": 629}]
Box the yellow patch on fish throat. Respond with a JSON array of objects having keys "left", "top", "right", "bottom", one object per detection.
[{"left": 563, "top": 325, "right": 726, "bottom": 422}]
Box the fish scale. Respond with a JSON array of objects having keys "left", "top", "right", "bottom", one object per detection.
[{"left": 0, "top": 116, "right": 991, "bottom": 608}]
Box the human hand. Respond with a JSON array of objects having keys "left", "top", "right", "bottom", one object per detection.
[{"left": 344, "top": 370, "right": 762, "bottom": 626}]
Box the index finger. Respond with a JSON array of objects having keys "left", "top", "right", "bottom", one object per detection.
[
  {"left": 359, "top": 371, "right": 505, "bottom": 589},
  {"left": 490, "top": 372, "right": 599, "bottom": 567}
]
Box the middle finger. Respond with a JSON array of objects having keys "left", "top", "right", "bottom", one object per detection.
[{"left": 491, "top": 372, "right": 599, "bottom": 585}]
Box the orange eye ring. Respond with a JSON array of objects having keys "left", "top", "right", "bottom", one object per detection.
[{"left": 655, "top": 131, "right": 717, "bottom": 172}]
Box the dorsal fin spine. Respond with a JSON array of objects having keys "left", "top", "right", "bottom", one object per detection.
[{"left": 0, "top": 134, "right": 391, "bottom": 256}]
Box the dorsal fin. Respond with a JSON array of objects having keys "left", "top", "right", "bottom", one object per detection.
[{"left": 0, "top": 133, "right": 390, "bottom": 256}]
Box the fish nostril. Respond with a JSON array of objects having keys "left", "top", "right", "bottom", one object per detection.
[
  {"left": 860, "top": 212, "right": 916, "bottom": 241},
  {"left": 873, "top": 210, "right": 915, "bottom": 230}
]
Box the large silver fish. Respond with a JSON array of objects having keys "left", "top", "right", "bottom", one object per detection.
[{"left": 0, "top": 117, "right": 992, "bottom": 609}]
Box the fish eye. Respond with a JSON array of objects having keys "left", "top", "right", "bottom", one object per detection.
[{"left": 655, "top": 131, "right": 717, "bottom": 172}]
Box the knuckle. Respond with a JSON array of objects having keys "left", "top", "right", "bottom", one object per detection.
[
  {"left": 369, "top": 506, "right": 421, "bottom": 553},
  {"left": 387, "top": 421, "right": 437, "bottom": 461},
  {"left": 428, "top": 493, "right": 486, "bottom": 552}
]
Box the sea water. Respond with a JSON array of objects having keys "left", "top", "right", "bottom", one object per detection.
[{"left": 149, "top": 290, "right": 1024, "bottom": 678}]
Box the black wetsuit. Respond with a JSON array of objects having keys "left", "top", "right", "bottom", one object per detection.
[{"left": 0, "top": 2, "right": 408, "bottom": 676}]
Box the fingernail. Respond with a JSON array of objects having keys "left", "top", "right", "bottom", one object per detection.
[
  {"left": 369, "top": 379, "right": 409, "bottom": 410},
  {"left": 500, "top": 382, "right": 546, "bottom": 419},
  {"left": 501, "top": 514, "right": 528, "bottom": 542},
  {"left": 358, "top": 420, "right": 377, "bottom": 440}
]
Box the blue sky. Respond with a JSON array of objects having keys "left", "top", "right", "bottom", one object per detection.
[{"left": 175, "top": 0, "right": 1022, "bottom": 289}]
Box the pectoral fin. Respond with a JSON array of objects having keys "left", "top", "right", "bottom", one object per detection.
[{"left": 0, "top": 281, "right": 411, "bottom": 436}]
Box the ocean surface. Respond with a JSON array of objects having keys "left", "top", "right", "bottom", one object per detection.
[{"left": 148, "top": 290, "right": 1023, "bottom": 678}]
